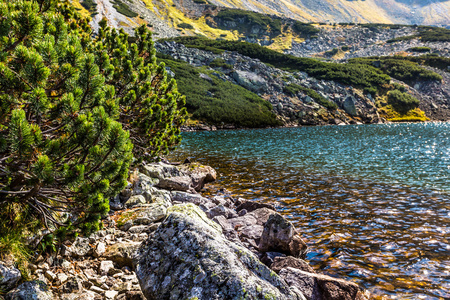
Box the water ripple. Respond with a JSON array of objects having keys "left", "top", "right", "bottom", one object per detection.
[{"left": 169, "top": 122, "right": 450, "bottom": 299}]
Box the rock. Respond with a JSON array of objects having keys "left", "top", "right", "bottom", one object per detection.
[
  {"left": 211, "top": 215, "right": 233, "bottom": 233},
  {"left": 141, "top": 162, "right": 216, "bottom": 192},
  {"left": 62, "top": 276, "right": 83, "bottom": 293},
  {"left": 104, "top": 242, "right": 141, "bottom": 268},
  {"left": 206, "top": 205, "right": 237, "bottom": 219},
  {"left": 343, "top": 96, "right": 357, "bottom": 116},
  {"left": 135, "top": 204, "right": 303, "bottom": 300},
  {"left": 115, "top": 204, "right": 168, "bottom": 230},
  {"left": 90, "top": 285, "right": 105, "bottom": 294},
  {"left": 178, "top": 163, "right": 217, "bottom": 191},
  {"left": 271, "top": 257, "right": 316, "bottom": 274},
  {"left": 0, "top": 263, "right": 21, "bottom": 292},
  {"left": 157, "top": 176, "right": 193, "bottom": 191},
  {"left": 44, "top": 270, "right": 56, "bottom": 282},
  {"left": 125, "top": 195, "right": 147, "bottom": 208},
  {"left": 171, "top": 191, "right": 210, "bottom": 206},
  {"left": 105, "top": 290, "right": 119, "bottom": 299},
  {"left": 93, "top": 242, "right": 106, "bottom": 258},
  {"left": 98, "top": 260, "right": 115, "bottom": 276},
  {"left": 57, "top": 273, "right": 69, "bottom": 284},
  {"left": 5, "top": 281, "right": 53, "bottom": 300},
  {"left": 235, "top": 200, "right": 275, "bottom": 213},
  {"left": 259, "top": 214, "right": 308, "bottom": 258},
  {"left": 60, "top": 290, "right": 97, "bottom": 300},
  {"left": 128, "top": 225, "right": 149, "bottom": 234},
  {"left": 131, "top": 173, "right": 157, "bottom": 195},
  {"left": 279, "top": 267, "right": 368, "bottom": 300},
  {"left": 228, "top": 207, "right": 277, "bottom": 230},
  {"left": 260, "top": 252, "right": 286, "bottom": 267},
  {"left": 232, "top": 70, "right": 267, "bottom": 93},
  {"left": 69, "top": 237, "right": 92, "bottom": 258}
]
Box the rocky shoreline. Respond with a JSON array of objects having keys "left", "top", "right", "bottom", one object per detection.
[{"left": 1, "top": 161, "right": 370, "bottom": 299}]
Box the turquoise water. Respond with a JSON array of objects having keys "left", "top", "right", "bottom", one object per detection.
[{"left": 169, "top": 122, "right": 450, "bottom": 299}]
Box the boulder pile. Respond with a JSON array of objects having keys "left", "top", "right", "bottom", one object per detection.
[{"left": 2, "top": 161, "right": 370, "bottom": 300}]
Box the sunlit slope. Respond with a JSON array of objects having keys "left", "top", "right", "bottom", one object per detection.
[{"left": 208, "top": 0, "right": 450, "bottom": 25}]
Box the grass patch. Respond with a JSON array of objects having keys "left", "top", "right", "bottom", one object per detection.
[
  {"left": 159, "top": 55, "right": 280, "bottom": 127},
  {"left": 380, "top": 105, "right": 429, "bottom": 122}
]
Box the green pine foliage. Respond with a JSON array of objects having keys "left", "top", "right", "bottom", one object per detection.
[{"left": 0, "top": 0, "right": 186, "bottom": 243}]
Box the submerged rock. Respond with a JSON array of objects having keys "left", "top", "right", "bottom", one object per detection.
[{"left": 135, "top": 203, "right": 304, "bottom": 300}]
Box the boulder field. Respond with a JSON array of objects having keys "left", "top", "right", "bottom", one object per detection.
[{"left": 1, "top": 161, "right": 370, "bottom": 300}]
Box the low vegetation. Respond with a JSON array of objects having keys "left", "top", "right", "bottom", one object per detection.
[
  {"left": 112, "top": 0, "right": 138, "bottom": 17},
  {"left": 408, "top": 46, "right": 431, "bottom": 53},
  {"left": 348, "top": 57, "right": 442, "bottom": 84},
  {"left": 387, "top": 26, "right": 450, "bottom": 43},
  {"left": 387, "top": 90, "right": 420, "bottom": 114},
  {"left": 283, "top": 84, "right": 337, "bottom": 110},
  {"left": 158, "top": 55, "right": 280, "bottom": 127},
  {"left": 80, "top": 0, "right": 97, "bottom": 15},
  {"left": 163, "top": 36, "right": 391, "bottom": 95}
]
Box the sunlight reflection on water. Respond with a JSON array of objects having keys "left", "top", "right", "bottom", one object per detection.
[{"left": 169, "top": 122, "right": 450, "bottom": 299}]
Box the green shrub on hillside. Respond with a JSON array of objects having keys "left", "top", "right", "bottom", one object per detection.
[
  {"left": 215, "top": 9, "right": 282, "bottom": 36},
  {"left": 408, "top": 46, "right": 431, "bottom": 53},
  {"left": 112, "top": 0, "right": 138, "bottom": 17},
  {"left": 163, "top": 37, "right": 391, "bottom": 94},
  {"left": 387, "top": 26, "right": 450, "bottom": 43},
  {"left": 292, "top": 21, "right": 320, "bottom": 37},
  {"left": 178, "top": 22, "right": 194, "bottom": 29},
  {"left": 387, "top": 90, "right": 420, "bottom": 114},
  {"left": 348, "top": 57, "right": 442, "bottom": 84},
  {"left": 159, "top": 56, "right": 280, "bottom": 127}
]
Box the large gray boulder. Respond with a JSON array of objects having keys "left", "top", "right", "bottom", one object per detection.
[
  {"left": 134, "top": 204, "right": 304, "bottom": 300},
  {"left": 0, "top": 262, "right": 21, "bottom": 292},
  {"left": 5, "top": 281, "right": 53, "bottom": 300}
]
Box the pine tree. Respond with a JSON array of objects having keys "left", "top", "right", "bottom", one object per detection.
[{"left": 0, "top": 0, "right": 186, "bottom": 239}]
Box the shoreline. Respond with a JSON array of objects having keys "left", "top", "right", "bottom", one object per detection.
[
  {"left": 1, "top": 161, "right": 371, "bottom": 299},
  {"left": 181, "top": 119, "right": 450, "bottom": 132}
]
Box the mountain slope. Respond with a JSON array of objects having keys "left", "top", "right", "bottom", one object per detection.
[{"left": 73, "top": 0, "right": 450, "bottom": 39}]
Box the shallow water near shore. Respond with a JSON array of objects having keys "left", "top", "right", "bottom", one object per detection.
[{"left": 168, "top": 122, "right": 450, "bottom": 299}]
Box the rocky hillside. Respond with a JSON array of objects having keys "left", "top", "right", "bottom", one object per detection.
[
  {"left": 156, "top": 39, "right": 450, "bottom": 128},
  {"left": 71, "top": 0, "right": 450, "bottom": 127}
]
